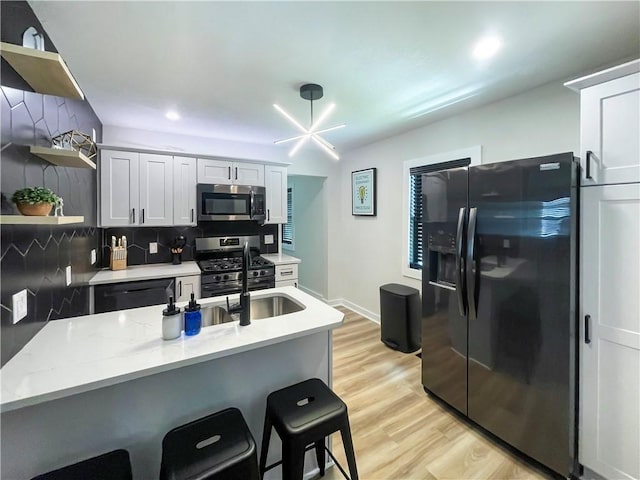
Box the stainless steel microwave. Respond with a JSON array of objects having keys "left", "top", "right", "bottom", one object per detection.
[{"left": 197, "top": 184, "right": 266, "bottom": 222}]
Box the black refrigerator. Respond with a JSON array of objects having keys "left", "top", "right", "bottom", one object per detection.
[{"left": 420, "top": 153, "right": 578, "bottom": 477}]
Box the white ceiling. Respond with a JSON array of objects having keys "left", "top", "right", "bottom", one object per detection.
[{"left": 30, "top": 1, "right": 640, "bottom": 154}]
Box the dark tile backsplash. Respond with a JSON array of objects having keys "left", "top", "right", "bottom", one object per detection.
[
  {"left": 102, "top": 222, "right": 279, "bottom": 267},
  {"left": 0, "top": 1, "right": 103, "bottom": 366}
]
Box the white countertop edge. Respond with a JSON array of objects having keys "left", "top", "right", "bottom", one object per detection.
[
  {"left": 0, "top": 287, "right": 342, "bottom": 413},
  {"left": 0, "top": 322, "right": 339, "bottom": 413},
  {"left": 89, "top": 262, "right": 201, "bottom": 285},
  {"left": 261, "top": 253, "right": 302, "bottom": 265}
]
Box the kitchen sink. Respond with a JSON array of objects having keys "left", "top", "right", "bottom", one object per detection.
[
  {"left": 201, "top": 294, "right": 305, "bottom": 327},
  {"left": 202, "top": 306, "right": 235, "bottom": 327},
  {"left": 249, "top": 294, "right": 305, "bottom": 320}
]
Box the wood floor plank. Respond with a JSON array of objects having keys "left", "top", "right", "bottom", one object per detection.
[{"left": 320, "top": 307, "right": 549, "bottom": 480}]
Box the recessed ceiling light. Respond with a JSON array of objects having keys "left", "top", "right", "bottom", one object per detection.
[
  {"left": 165, "top": 110, "right": 180, "bottom": 121},
  {"left": 472, "top": 36, "right": 502, "bottom": 60}
]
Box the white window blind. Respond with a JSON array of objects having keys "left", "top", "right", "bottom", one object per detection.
[
  {"left": 282, "top": 187, "right": 294, "bottom": 248},
  {"left": 409, "top": 173, "right": 423, "bottom": 269}
]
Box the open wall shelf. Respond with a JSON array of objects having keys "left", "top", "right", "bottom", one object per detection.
[
  {"left": 0, "top": 42, "right": 84, "bottom": 100},
  {"left": 30, "top": 146, "right": 96, "bottom": 169},
  {"left": 0, "top": 215, "right": 85, "bottom": 225}
]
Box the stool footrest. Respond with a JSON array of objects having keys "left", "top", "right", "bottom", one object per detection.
[
  {"left": 262, "top": 445, "right": 351, "bottom": 480},
  {"left": 262, "top": 443, "right": 315, "bottom": 473},
  {"left": 324, "top": 447, "right": 351, "bottom": 480}
]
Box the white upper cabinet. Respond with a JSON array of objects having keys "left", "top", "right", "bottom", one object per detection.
[
  {"left": 265, "top": 165, "right": 287, "bottom": 224},
  {"left": 566, "top": 60, "right": 640, "bottom": 185},
  {"left": 99, "top": 149, "right": 139, "bottom": 227},
  {"left": 173, "top": 156, "right": 197, "bottom": 226},
  {"left": 139, "top": 153, "right": 173, "bottom": 226},
  {"left": 100, "top": 150, "right": 175, "bottom": 227},
  {"left": 197, "top": 158, "right": 265, "bottom": 186},
  {"left": 197, "top": 158, "right": 233, "bottom": 185},
  {"left": 235, "top": 162, "right": 265, "bottom": 186}
]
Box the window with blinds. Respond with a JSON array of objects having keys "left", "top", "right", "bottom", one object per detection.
[
  {"left": 409, "top": 173, "right": 423, "bottom": 269},
  {"left": 282, "top": 187, "right": 294, "bottom": 248}
]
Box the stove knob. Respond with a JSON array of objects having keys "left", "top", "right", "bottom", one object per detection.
[
  {"left": 260, "top": 270, "right": 266, "bottom": 276},
  {"left": 253, "top": 271, "right": 259, "bottom": 277},
  {"left": 223, "top": 274, "right": 229, "bottom": 281},
  {"left": 215, "top": 275, "right": 221, "bottom": 282}
]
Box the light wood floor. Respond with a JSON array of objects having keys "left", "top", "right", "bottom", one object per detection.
[{"left": 321, "top": 307, "right": 550, "bottom": 480}]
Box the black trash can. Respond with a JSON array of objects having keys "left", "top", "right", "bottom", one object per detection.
[{"left": 379, "top": 283, "right": 421, "bottom": 353}]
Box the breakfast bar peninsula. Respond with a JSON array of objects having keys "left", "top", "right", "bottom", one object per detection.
[{"left": 1, "top": 287, "right": 343, "bottom": 479}]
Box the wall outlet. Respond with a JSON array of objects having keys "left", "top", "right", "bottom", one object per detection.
[
  {"left": 91, "top": 249, "right": 97, "bottom": 265},
  {"left": 264, "top": 234, "right": 274, "bottom": 245},
  {"left": 149, "top": 242, "right": 158, "bottom": 254},
  {"left": 65, "top": 265, "right": 72, "bottom": 286},
  {"left": 12, "top": 289, "right": 27, "bottom": 324}
]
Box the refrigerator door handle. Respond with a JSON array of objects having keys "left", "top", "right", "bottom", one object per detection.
[
  {"left": 455, "top": 207, "right": 467, "bottom": 316},
  {"left": 466, "top": 207, "right": 478, "bottom": 320}
]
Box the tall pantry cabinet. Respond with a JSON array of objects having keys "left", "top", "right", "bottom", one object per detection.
[{"left": 566, "top": 59, "right": 640, "bottom": 480}]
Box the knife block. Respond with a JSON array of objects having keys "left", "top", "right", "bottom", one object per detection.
[{"left": 110, "top": 247, "right": 127, "bottom": 271}]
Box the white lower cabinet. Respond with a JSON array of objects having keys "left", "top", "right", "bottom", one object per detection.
[
  {"left": 275, "top": 263, "right": 298, "bottom": 288},
  {"left": 580, "top": 183, "right": 640, "bottom": 480},
  {"left": 176, "top": 275, "right": 201, "bottom": 302}
]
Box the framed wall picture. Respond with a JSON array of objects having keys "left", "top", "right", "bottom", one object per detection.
[{"left": 352, "top": 168, "right": 377, "bottom": 216}]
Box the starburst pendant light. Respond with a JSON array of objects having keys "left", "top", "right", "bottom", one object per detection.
[{"left": 273, "top": 84, "right": 345, "bottom": 160}]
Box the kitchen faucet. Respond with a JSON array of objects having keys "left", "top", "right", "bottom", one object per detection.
[{"left": 227, "top": 241, "right": 251, "bottom": 326}]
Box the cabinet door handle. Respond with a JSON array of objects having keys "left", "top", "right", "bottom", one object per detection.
[
  {"left": 228, "top": 166, "right": 231, "bottom": 180},
  {"left": 191, "top": 208, "right": 194, "bottom": 223},
  {"left": 141, "top": 208, "right": 145, "bottom": 224},
  {"left": 235, "top": 167, "right": 238, "bottom": 180},
  {"left": 179, "top": 281, "right": 182, "bottom": 297},
  {"left": 267, "top": 209, "right": 270, "bottom": 221},
  {"left": 584, "top": 315, "right": 591, "bottom": 344},
  {"left": 585, "top": 151, "right": 593, "bottom": 180},
  {"left": 132, "top": 208, "right": 136, "bottom": 223},
  {"left": 280, "top": 270, "right": 294, "bottom": 276},
  {"left": 294, "top": 282, "right": 297, "bottom": 288}
]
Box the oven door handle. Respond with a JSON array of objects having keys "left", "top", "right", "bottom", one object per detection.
[{"left": 250, "top": 190, "right": 255, "bottom": 218}]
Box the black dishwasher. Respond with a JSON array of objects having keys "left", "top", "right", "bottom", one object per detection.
[{"left": 94, "top": 278, "right": 175, "bottom": 314}]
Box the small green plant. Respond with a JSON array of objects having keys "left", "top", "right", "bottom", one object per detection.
[{"left": 11, "top": 186, "right": 59, "bottom": 205}]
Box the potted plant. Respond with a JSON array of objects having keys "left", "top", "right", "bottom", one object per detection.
[{"left": 11, "top": 186, "right": 59, "bottom": 216}]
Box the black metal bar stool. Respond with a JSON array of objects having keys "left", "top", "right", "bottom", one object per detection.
[
  {"left": 259, "top": 378, "right": 358, "bottom": 480},
  {"left": 32, "top": 449, "right": 132, "bottom": 480},
  {"left": 160, "top": 407, "right": 260, "bottom": 480}
]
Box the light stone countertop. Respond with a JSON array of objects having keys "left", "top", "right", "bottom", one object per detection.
[
  {"left": 89, "top": 261, "right": 201, "bottom": 285},
  {"left": 0, "top": 287, "right": 343, "bottom": 413},
  {"left": 261, "top": 253, "right": 301, "bottom": 265}
]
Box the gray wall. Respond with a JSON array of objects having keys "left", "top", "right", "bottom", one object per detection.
[
  {"left": 0, "top": 1, "right": 103, "bottom": 366},
  {"left": 328, "top": 80, "right": 581, "bottom": 318},
  {"left": 284, "top": 175, "right": 328, "bottom": 300}
]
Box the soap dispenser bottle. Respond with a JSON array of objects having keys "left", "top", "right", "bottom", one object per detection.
[
  {"left": 184, "top": 293, "right": 202, "bottom": 336},
  {"left": 162, "top": 296, "right": 182, "bottom": 340}
]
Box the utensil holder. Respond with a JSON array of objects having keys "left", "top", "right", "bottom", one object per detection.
[{"left": 110, "top": 247, "right": 127, "bottom": 271}]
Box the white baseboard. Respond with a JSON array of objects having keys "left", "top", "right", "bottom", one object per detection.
[
  {"left": 298, "top": 285, "right": 327, "bottom": 303},
  {"left": 326, "top": 298, "right": 380, "bottom": 324}
]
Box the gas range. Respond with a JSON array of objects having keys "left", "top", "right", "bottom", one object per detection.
[{"left": 195, "top": 235, "right": 275, "bottom": 298}]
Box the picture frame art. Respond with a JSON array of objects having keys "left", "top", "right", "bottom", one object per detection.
[{"left": 351, "top": 167, "right": 377, "bottom": 216}]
